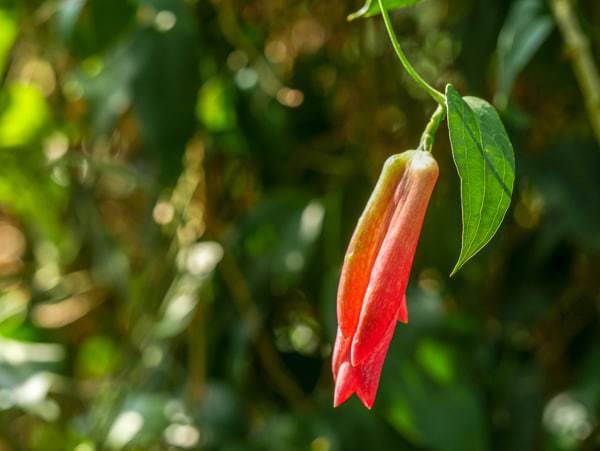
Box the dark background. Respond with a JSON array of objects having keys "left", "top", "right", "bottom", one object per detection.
[{"left": 0, "top": 0, "right": 598, "bottom": 450}]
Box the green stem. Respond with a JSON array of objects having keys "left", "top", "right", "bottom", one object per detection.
[
  {"left": 418, "top": 104, "right": 446, "bottom": 152},
  {"left": 377, "top": 0, "right": 445, "bottom": 105}
]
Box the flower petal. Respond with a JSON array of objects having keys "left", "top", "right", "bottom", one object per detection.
[
  {"left": 354, "top": 314, "right": 397, "bottom": 409},
  {"left": 333, "top": 361, "right": 358, "bottom": 407},
  {"left": 332, "top": 307, "right": 398, "bottom": 409},
  {"left": 332, "top": 328, "right": 350, "bottom": 382},
  {"left": 351, "top": 152, "right": 438, "bottom": 366},
  {"left": 336, "top": 154, "right": 411, "bottom": 338}
]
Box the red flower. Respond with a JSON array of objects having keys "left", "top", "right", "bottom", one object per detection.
[{"left": 332, "top": 150, "right": 438, "bottom": 409}]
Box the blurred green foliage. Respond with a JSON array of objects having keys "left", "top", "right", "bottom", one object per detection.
[{"left": 0, "top": 0, "right": 598, "bottom": 450}]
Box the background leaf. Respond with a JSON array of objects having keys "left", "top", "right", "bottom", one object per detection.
[
  {"left": 0, "top": 1, "right": 18, "bottom": 76},
  {"left": 446, "top": 84, "right": 515, "bottom": 275},
  {"left": 495, "top": 0, "right": 554, "bottom": 108},
  {"left": 129, "top": 0, "right": 200, "bottom": 184},
  {"left": 348, "top": 0, "right": 423, "bottom": 21}
]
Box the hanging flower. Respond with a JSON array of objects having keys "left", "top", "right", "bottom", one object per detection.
[{"left": 333, "top": 150, "right": 438, "bottom": 409}]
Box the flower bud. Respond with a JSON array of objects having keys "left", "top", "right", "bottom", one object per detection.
[{"left": 333, "top": 150, "right": 438, "bottom": 409}]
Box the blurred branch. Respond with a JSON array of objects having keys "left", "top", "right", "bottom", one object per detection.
[
  {"left": 219, "top": 254, "right": 309, "bottom": 409},
  {"left": 550, "top": 0, "right": 600, "bottom": 145},
  {"left": 188, "top": 304, "right": 207, "bottom": 402}
]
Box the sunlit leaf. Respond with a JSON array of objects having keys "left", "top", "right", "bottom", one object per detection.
[
  {"left": 0, "top": 160, "right": 68, "bottom": 248},
  {"left": 0, "top": 83, "right": 50, "bottom": 147},
  {"left": 416, "top": 339, "right": 455, "bottom": 385},
  {"left": 446, "top": 85, "right": 515, "bottom": 275},
  {"left": 0, "top": 84, "right": 68, "bottom": 248},
  {"left": 197, "top": 77, "right": 237, "bottom": 132},
  {"left": 348, "top": 0, "right": 423, "bottom": 21}
]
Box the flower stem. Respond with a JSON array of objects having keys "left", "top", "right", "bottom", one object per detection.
[
  {"left": 377, "top": 0, "right": 445, "bottom": 105},
  {"left": 418, "top": 104, "right": 446, "bottom": 152}
]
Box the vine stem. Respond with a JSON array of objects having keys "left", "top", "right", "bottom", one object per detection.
[
  {"left": 377, "top": 0, "right": 445, "bottom": 105},
  {"left": 550, "top": 0, "right": 600, "bottom": 145},
  {"left": 418, "top": 103, "right": 447, "bottom": 152}
]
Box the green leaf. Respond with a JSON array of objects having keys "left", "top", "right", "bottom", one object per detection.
[
  {"left": 197, "top": 77, "right": 237, "bottom": 132},
  {"left": 446, "top": 85, "right": 515, "bottom": 275},
  {"left": 131, "top": 0, "right": 200, "bottom": 185},
  {"left": 348, "top": 0, "right": 423, "bottom": 21},
  {"left": 0, "top": 4, "right": 18, "bottom": 76},
  {"left": 496, "top": 0, "right": 553, "bottom": 108},
  {"left": 416, "top": 339, "right": 456, "bottom": 386},
  {"left": 0, "top": 83, "right": 50, "bottom": 147}
]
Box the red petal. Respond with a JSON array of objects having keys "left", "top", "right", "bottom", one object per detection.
[
  {"left": 351, "top": 152, "right": 438, "bottom": 366},
  {"left": 333, "top": 361, "right": 358, "bottom": 407},
  {"left": 336, "top": 154, "right": 411, "bottom": 338},
  {"left": 332, "top": 309, "right": 398, "bottom": 409},
  {"left": 332, "top": 328, "right": 350, "bottom": 382},
  {"left": 354, "top": 316, "right": 397, "bottom": 409}
]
